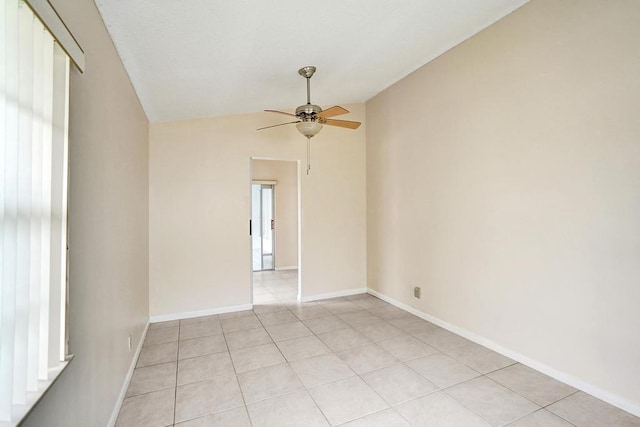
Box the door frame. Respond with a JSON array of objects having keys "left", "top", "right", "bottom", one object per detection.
[{"left": 249, "top": 157, "right": 302, "bottom": 304}]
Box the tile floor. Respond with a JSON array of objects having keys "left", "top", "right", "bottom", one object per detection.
[{"left": 117, "top": 270, "right": 640, "bottom": 426}]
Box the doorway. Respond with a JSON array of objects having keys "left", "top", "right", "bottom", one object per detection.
[
  {"left": 251, "top": 183, "right": 275, "bottom": 271},
  {"left": 251, "top": 159, "right": 300, "bottom": 304}
]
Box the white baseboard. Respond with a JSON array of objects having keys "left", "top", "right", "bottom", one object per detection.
[
  {"left": 107, "top": 320, "right": 150, "bottom": 427},
  {"left": 149, "top": 303, "right": 253, "bottom": 323},
  {"left": 275, "top": 266, "right": 298, "bottom": 271},
  {"left": 299, "top": 287, "right": 366, "bottom": 303},
  {"left": 367, "top": 288, "right": 640, "bottom": 418}
]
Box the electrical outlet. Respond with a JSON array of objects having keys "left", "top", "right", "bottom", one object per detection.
[
  {"left": 128, "top": 335, "right": 132, "bottom": 352},
  {"left": 414, "top": 287, "right": 421, "bottom": 299}
]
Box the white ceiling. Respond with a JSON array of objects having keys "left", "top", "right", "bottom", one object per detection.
[{"left": 95, "top": 0, "right": 527, "bottom": 123}]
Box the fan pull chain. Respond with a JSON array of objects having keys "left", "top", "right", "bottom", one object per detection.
[{"left": 306, "top": 137, "right": 311, "bottom": 175}]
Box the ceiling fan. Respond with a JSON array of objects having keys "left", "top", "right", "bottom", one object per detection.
[{"left": 258, "top": 66, "right": 361, "bottom": 174}]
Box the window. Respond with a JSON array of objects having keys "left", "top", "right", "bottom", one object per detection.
[{"left": 1, "top": 0, "right": 83, "bottom": 424}]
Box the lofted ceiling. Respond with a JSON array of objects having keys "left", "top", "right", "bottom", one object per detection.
[{"left": 95, "top": 0, "right": 527, "bottom": 123}]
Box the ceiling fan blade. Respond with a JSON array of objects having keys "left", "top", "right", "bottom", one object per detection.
[
  {"left": 257, "top": 120, "right": 300, "bottom": 131},
  {"left": 317, "top": 106, "right": 349, "bottom": 118},
  {"left": 265, "top": 109, "right": 298, "bottom": 118},
  {"left": 322, "top": 118, "right": 361, "bottom": 129}
]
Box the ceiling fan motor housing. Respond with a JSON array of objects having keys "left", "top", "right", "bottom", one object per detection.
[{"left": 295, "top": 104, "right": 323, "bottom": 118}]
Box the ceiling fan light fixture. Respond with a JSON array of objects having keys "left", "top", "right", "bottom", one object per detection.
[{"left": 296, "top": 120, "right": 323, "bottom": 138}]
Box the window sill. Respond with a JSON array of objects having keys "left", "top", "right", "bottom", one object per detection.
[{"left": 2, "top": 354, "right": 74, "bottom": 427}]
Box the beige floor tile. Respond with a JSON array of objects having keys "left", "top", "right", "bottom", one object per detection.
[
  {"left": 308, "top": 376, "right": 389, "bottom": 426},
  {"left": 361, "top": 363, "right": 437, "bottom": 405},
  {"left": 126, "top": 362, "right": 177, "bottom": 397},
  {"left": 149, "top": 320, "right": 180, "bottom": 330},
  {"left": 290, "top": 304, "right": 331, "bottom": 320},
  {"left": 446, "top": 377, "right": 540, "bottom": 425},
  {"left": 220, "top": 314, "right": 262, "bottom": 333},
  {"left": 253, "top": 288, "right": 273, "bottom": 298},
  {"left": 179, "top": 335, "right": 227, "bottom": 360},
  {"left": 177, "top": 352, "right": 234, "bottom": 385},
  {"left": 277, "top": 297, "right": 299, "bottom": 305},
  {"left": 377, "top": 334, "right": 438, "bottom": 362},
  {"left": 444, "top": 341, "right": 515, "bottom": 374},
  {"left": 352, "top": 321, "right": 405, "bottom": 342},
  {"left": 345, "top": 295, "right": 388, "bottom": 310},
  {"left": 303, "top": 316, "right": 350, "bottom": 334},
  {"left": 407, "top": 353, "right": 480, "bottom": 388},
  {"left": 276, "top": 335, "right": 331, "bottom": 362},
  {"left": 388, "top": 316, "right": 439, "bottom": 335},
  {"left": 180, "top": 322, "right": 223, "bottom": 340},
  {"left": 256, "top": 310, "right": 298, "bottom": 326},
  {"left": 265, "top": 283, "right": 291, "bottom": 293},
  {"left": 547, "top": 391, "right": 640, "bottom": 427},
  {"left": 225, "top": 327, "right": 273, "bottom": 350},
  {"left": 285, "top": 301, "right": 317, "bottom": 309},
  {"left": 290, "top": 353, "right": 356, "bottom": 389},
  {"left": 180, "top": 315, "right": 219, "bottom": 326},
  {"left": 229, "top": 343, "right": 286, "bottom": 373},
  {"left": 317, "top": 328, "right": 371, "bottom": 352},
  {"left": 488, "top": 363, "right": 577, "bottom": 406},
  {"left": 247, "top": 390, "right": 329, "bottom": 427},
  {"left": 144, "top": 326, "right": 179, "bottom": 346},
  {"left": 315, "top": 297, "right": 348, "bottom": 305},
  {"left": 337, "top": 311, "right": 381, "bottom": 327},
  {"left": 322, "top": 301, "right": 362, "bottom": 315},
  {"left": 175, "top": 406, "right": 251, "bottom": 426},
  {"left": 237, "top": 363, "right": 304, "bottom": 403},
  {"left": 218, "top": 310, "right": 254, "bottom": 320},
  {"left": 174, "top": 375, "right": 244, "bottom": 423},
  {"left": 336, "top": 343, "right": 399, "bottom": 375},
  {"left": 137, "top": 341, "right": 178, "bottom": 368},
  {"left": 341, "top": 409, "right": 411, "bottom": 427},
  {"left": 254, "top": 294, "right": 279, "bottom": 304},
  {"left": 395, "top": 391, "right": 491, "bottom": 427},
  {"left": 252, "top": 303, "right": 288, "bottom": 314},
  {"left": 367, "top": 305, "right": 411, "bottom": 321},
  {"left": 412, "top": 327, "right": 473, "bottom": 352},
  {"left": 220, "top": 312, "right": 262, "bottom": 334},
  {"left": 272, "top": 290, "right": 297, "bottom": 300},
  {"left": 507, "top": 409, "right": 574, "bottom": 426},
  {"left": 265, "top": 321, "right": 312, "bottom": 342},
  {"left": 116, "top": 388, "right": 175, "bottom": 427}
]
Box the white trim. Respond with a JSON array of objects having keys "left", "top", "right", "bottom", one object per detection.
[
  {"left": 275, "top": 266, "right": 298, "bottom": 271},
  {"left": 107, "top": 321, "right": 149, "bottom": 427},
  {"left": 149, "top": 304, "right": 253, "bottom": 323},
  {"left": 24, "top": 0, "right": 84, "bottom": 71},
  {"left": 299, "top": 287, "right": 366, "bottom": 303},
  {"left": 252, "top": 180, "right": 277, "bottom": 185},
  {"left": 367, "top": 288, "right": 640, "bottom": 418}
]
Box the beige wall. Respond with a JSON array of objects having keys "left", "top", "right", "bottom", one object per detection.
[
  {"left": 252, "top": 160, "right": 298, "bottom": 269},
  {"left": 149, "top": 105, "right": 366, "bottom": 317},
  {"left": 23, "top": 0, "right": 150, "bottom": 425},
  {"left": 367, "top": 0, "right": 640, "bottom": 413}
]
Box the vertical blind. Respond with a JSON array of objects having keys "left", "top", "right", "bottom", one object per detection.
[{"left": 1, "top": 0, "right": 71, "bottom": 422}]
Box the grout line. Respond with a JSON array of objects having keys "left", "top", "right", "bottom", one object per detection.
[
  {"left": 541, "top": 390, "right": 581, "bottom": 426},
  {"left": 172, "top": 322, "right": 181, "bottom": 425},
  {"left": 221, "top": 329, "right": 255, "bottom": 427}
]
